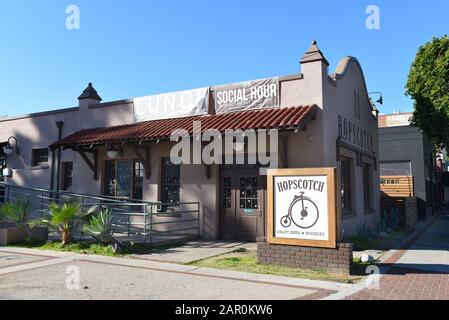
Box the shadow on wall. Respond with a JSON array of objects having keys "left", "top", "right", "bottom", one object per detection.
[{"left": 1, "top": 116, "right": 66, "bottom": 189}]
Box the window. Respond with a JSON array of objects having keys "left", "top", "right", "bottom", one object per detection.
[
  {"left": 239, "top": 177, "right": 258, "bottom": 210},
  {"left": 32, "top": 148, "right": 49, "bottom": 166},
  {"left": 60, "top": 162, "right": 73, "bottom": 191},
  {"left": 161, "top": 157, "right": 180, "bottom": 204},
  {"left": 223, "top": 177, "right": 232, "bottom": 209},
  {"left": 104, "top": 160, "right": 143, "bottom": 199},
  {"left": 363, "top": 163, "right": 372, "bottom": 211},
  {"left": 340, "top": 157, "right": 352, "bottom": 214}
]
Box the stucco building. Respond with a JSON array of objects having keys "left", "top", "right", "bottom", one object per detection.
[{"left": 0, "top": 41, "right": 380, "bottom": 240}]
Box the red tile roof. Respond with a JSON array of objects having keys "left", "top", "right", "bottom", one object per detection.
[{"left": 51, "top": 105, "right": 317, "bottom": 149}]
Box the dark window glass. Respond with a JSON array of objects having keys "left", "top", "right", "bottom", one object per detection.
[
  {"left": 104, "top": 160, "right": 143, "bottom": 199},
  {"left": 363, "top": 163, "right": 371, "bottom": 211},
  {"left": 104, "top": 161, "right": 116, "bottom": 197},
  {"left": 116, "top": 160, "right": 132, "bottom": 197},
  {"left": 239, "top": 177, "right": 258, "bottom": 210},
  {"left": 161, "top": 158, "right": 180, "bottom": 204},
  {"left": 340, "top": 157, "right": 352, "bottom": 213},
  {"left": 60, "top": 162, "right": 73, "bottom": 191},
  {"left": 133, "top": 162, "right": 144, "bottom": 200},
  {"left": 223, "top": 177, "right": 232, "bottom": 209},
  {"left": 32, "top": 148, "right": 49, "bottom": 166}
]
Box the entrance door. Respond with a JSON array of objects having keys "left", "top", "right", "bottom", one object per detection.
[{"left": 220, "top": 170, "right": 265, "bottom": 241}]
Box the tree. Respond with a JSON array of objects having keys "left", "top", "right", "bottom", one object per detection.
[{"left": 406, "top": 35, "right": 449, "bottom": 149}]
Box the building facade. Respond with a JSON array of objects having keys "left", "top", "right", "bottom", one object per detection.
[
  {"left": 0, "top": 42, "right": 380, "bottom": 240},
  {"left": 379, "top": 112, "right": 438, "bottom": 219}
]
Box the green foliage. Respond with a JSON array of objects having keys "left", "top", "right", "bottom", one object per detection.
[
  {"left": 383, "top": 207, "right": 402, "bottom": 231},
  {"left": 0, "top": 200, "right": 32, "bottom": 225},
  {"left": 10, "top": 240, "right": 122, "bottom": 257},
  {"left": 187, "top": 251, "right": 358, "bottom": 282},
  {"left": 82, "top": 208, "right": 116, "bottom": 245},
  {"left": 356, "top": 223, "right": 374, "bottom": 239},
  {"left": 30, "top": 203, "right": 97, "bottom": 245},
  {"left": 406, "top": 35, "right": 449, "bottom": 148}
]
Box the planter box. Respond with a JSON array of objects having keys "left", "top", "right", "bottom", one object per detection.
[{"left": 0, "top": 226, "right": 48, "bottom": 246}]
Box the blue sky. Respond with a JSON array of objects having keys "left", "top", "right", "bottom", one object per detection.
[{"left": 0, "top": 0, "right": 447, "bottom": 117}]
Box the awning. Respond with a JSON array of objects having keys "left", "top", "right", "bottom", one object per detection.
[{"left": 50, "top": 105, "right": 317, "bottom": 150}]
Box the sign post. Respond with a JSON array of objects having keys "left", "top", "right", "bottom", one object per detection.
[{"left": 266, "top": 168, "right": 337, "bottom": 248}]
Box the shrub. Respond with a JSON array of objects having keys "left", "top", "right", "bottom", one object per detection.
[
  {"left": 0, "top": 200, "right": 35, "bottom": 237},
  {"left": 356, "top": 223, "right": 373, "bottom": 239},
  {"left": 383, "top": 207, "right": 402, "bottom": 231},
  {"left": 82, "top": 207, "right": 115, "bottom": 244},
  {"left": 30, "top": 203, "right": 97, "bottom": 245}
]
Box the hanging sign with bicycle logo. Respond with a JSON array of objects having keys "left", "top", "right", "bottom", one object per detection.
[{"left": 267, "top": 168, "right": 337, "bottom": 248}]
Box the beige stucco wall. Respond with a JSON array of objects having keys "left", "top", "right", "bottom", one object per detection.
[
  {"left": 278, "top": 57, "right": 381, "bottom": 236},
  {"left": 0, "top": 51, "right": 380, "bottom": 240},
  {"left": 322, "top": 58, "right": 380, "bottom": 235}
]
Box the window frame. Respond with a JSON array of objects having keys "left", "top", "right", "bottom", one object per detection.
[
  {"left": 60, "top": 161, "right": 73, "bottom": 191},
  {"left": 340, "top": 156, "right": 353, "bottom": 215},
  {"left": 31, "top": 148, "right": 49, "bottom": 167},
  {"left": 363, "top": 162, "right": 372, "bottom": 212},
  {"left": 103, "top": 159, "right": 143, "bottom": 200},
  {"left": 160, "top": 157, "right": 181, "bottom": 204}
]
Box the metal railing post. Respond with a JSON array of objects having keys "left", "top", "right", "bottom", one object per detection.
[
  {"left": 40, "top": 191, "right": 44, "bottom": 211},
  {"left": 143, "top": 205, "right": 147, "bottom": 243},
  {"left": 197, "top": 202, "right": 200, "bottom": 237},
  {"left": 127, "top": 215, "right": 130, "bottom": 237},
  {"left": 150, "top": 205, "right": 153, "bottom": 246}
]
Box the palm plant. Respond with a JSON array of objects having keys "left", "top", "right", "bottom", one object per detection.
[
  {"left": 30, "top": 202, "right": 97, "bottom": 245},
  {"left": 82, "top": 207, "right": 115, "bottom": 244},
  {"left": 0, "top": 200, "right": 34, "bottom": 235}
]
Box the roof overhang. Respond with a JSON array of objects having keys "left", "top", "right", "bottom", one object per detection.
[{"left": 50, "top": 105, "right": 318, "bottom": 150}]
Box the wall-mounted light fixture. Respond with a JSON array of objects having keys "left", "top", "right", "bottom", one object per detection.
[
  {"left": 3, "top": 136, "right": 20, "bottom": 156},
  {"left": 106, "top": 146, "right": 119, "bottom": 159},
  {"left": 368, "top": 92, "right": 383, "bottom": 105}
]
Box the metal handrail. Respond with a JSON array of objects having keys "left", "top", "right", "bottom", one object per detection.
[{"left": 0, "top": 183, "right": 200, "bottom": 244}]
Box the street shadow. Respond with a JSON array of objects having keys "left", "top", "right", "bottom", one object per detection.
[{"left": 377, "top": 263, "right": 449, "bottom": 275}]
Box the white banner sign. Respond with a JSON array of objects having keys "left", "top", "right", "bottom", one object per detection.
[
  {"left": 133, "top": 87, "right": 209, "bottom": 122},
  {"left": 274, "top": 175, "right": 329, "bottom": 242},
  {"left": 213, "top": 77, "right": 279, "bottom": 114}
]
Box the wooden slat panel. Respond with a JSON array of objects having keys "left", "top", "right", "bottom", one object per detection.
[{"left": 380, "top": 176, "right": 414, "bottom": 197}]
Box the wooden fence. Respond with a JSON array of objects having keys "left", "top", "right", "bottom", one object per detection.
[
  {"left": 380, "top": 196, "right": 418, "bottom": 227},
  {"left": 380, "top": 176, "right": 418, "bottom": 227},
  {"left": 380, "top": 176, "right": 415, "bottom": 198}
]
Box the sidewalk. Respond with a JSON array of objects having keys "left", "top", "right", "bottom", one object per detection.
[
  {"left": 0, "top": 246, "right": 353, "bottom": 300},
  {"left": 345, "top": 211, "right": 449, "bottom": 300}
]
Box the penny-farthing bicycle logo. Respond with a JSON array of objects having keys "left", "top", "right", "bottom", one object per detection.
[{"left": 280, "top": 192, "right": 319, "bottom": 229}]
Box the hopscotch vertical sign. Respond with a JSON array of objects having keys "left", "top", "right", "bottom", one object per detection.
[{"left": 267, "top": 168, "right": 337, "bottom": 248}]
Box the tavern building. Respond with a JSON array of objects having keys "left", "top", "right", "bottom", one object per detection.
[{"left": 0, "top": 41, "right": 380, "bottom": 240}]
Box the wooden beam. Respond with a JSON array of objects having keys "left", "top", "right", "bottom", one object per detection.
[
  {"left": 77, "top": 149, "right": 98, "bottom": 180},
  {"left": 131, "top": 145, "right": 151, "bottom": 179},
  {"left": 336, "top": 138, "right": 341, "bottom": 162},
  {"left": 93, "top": 149, "right": 98, "bottom": 180},
  {"left": 280, "top": 135, "right": 288, "bottom": 168}
]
